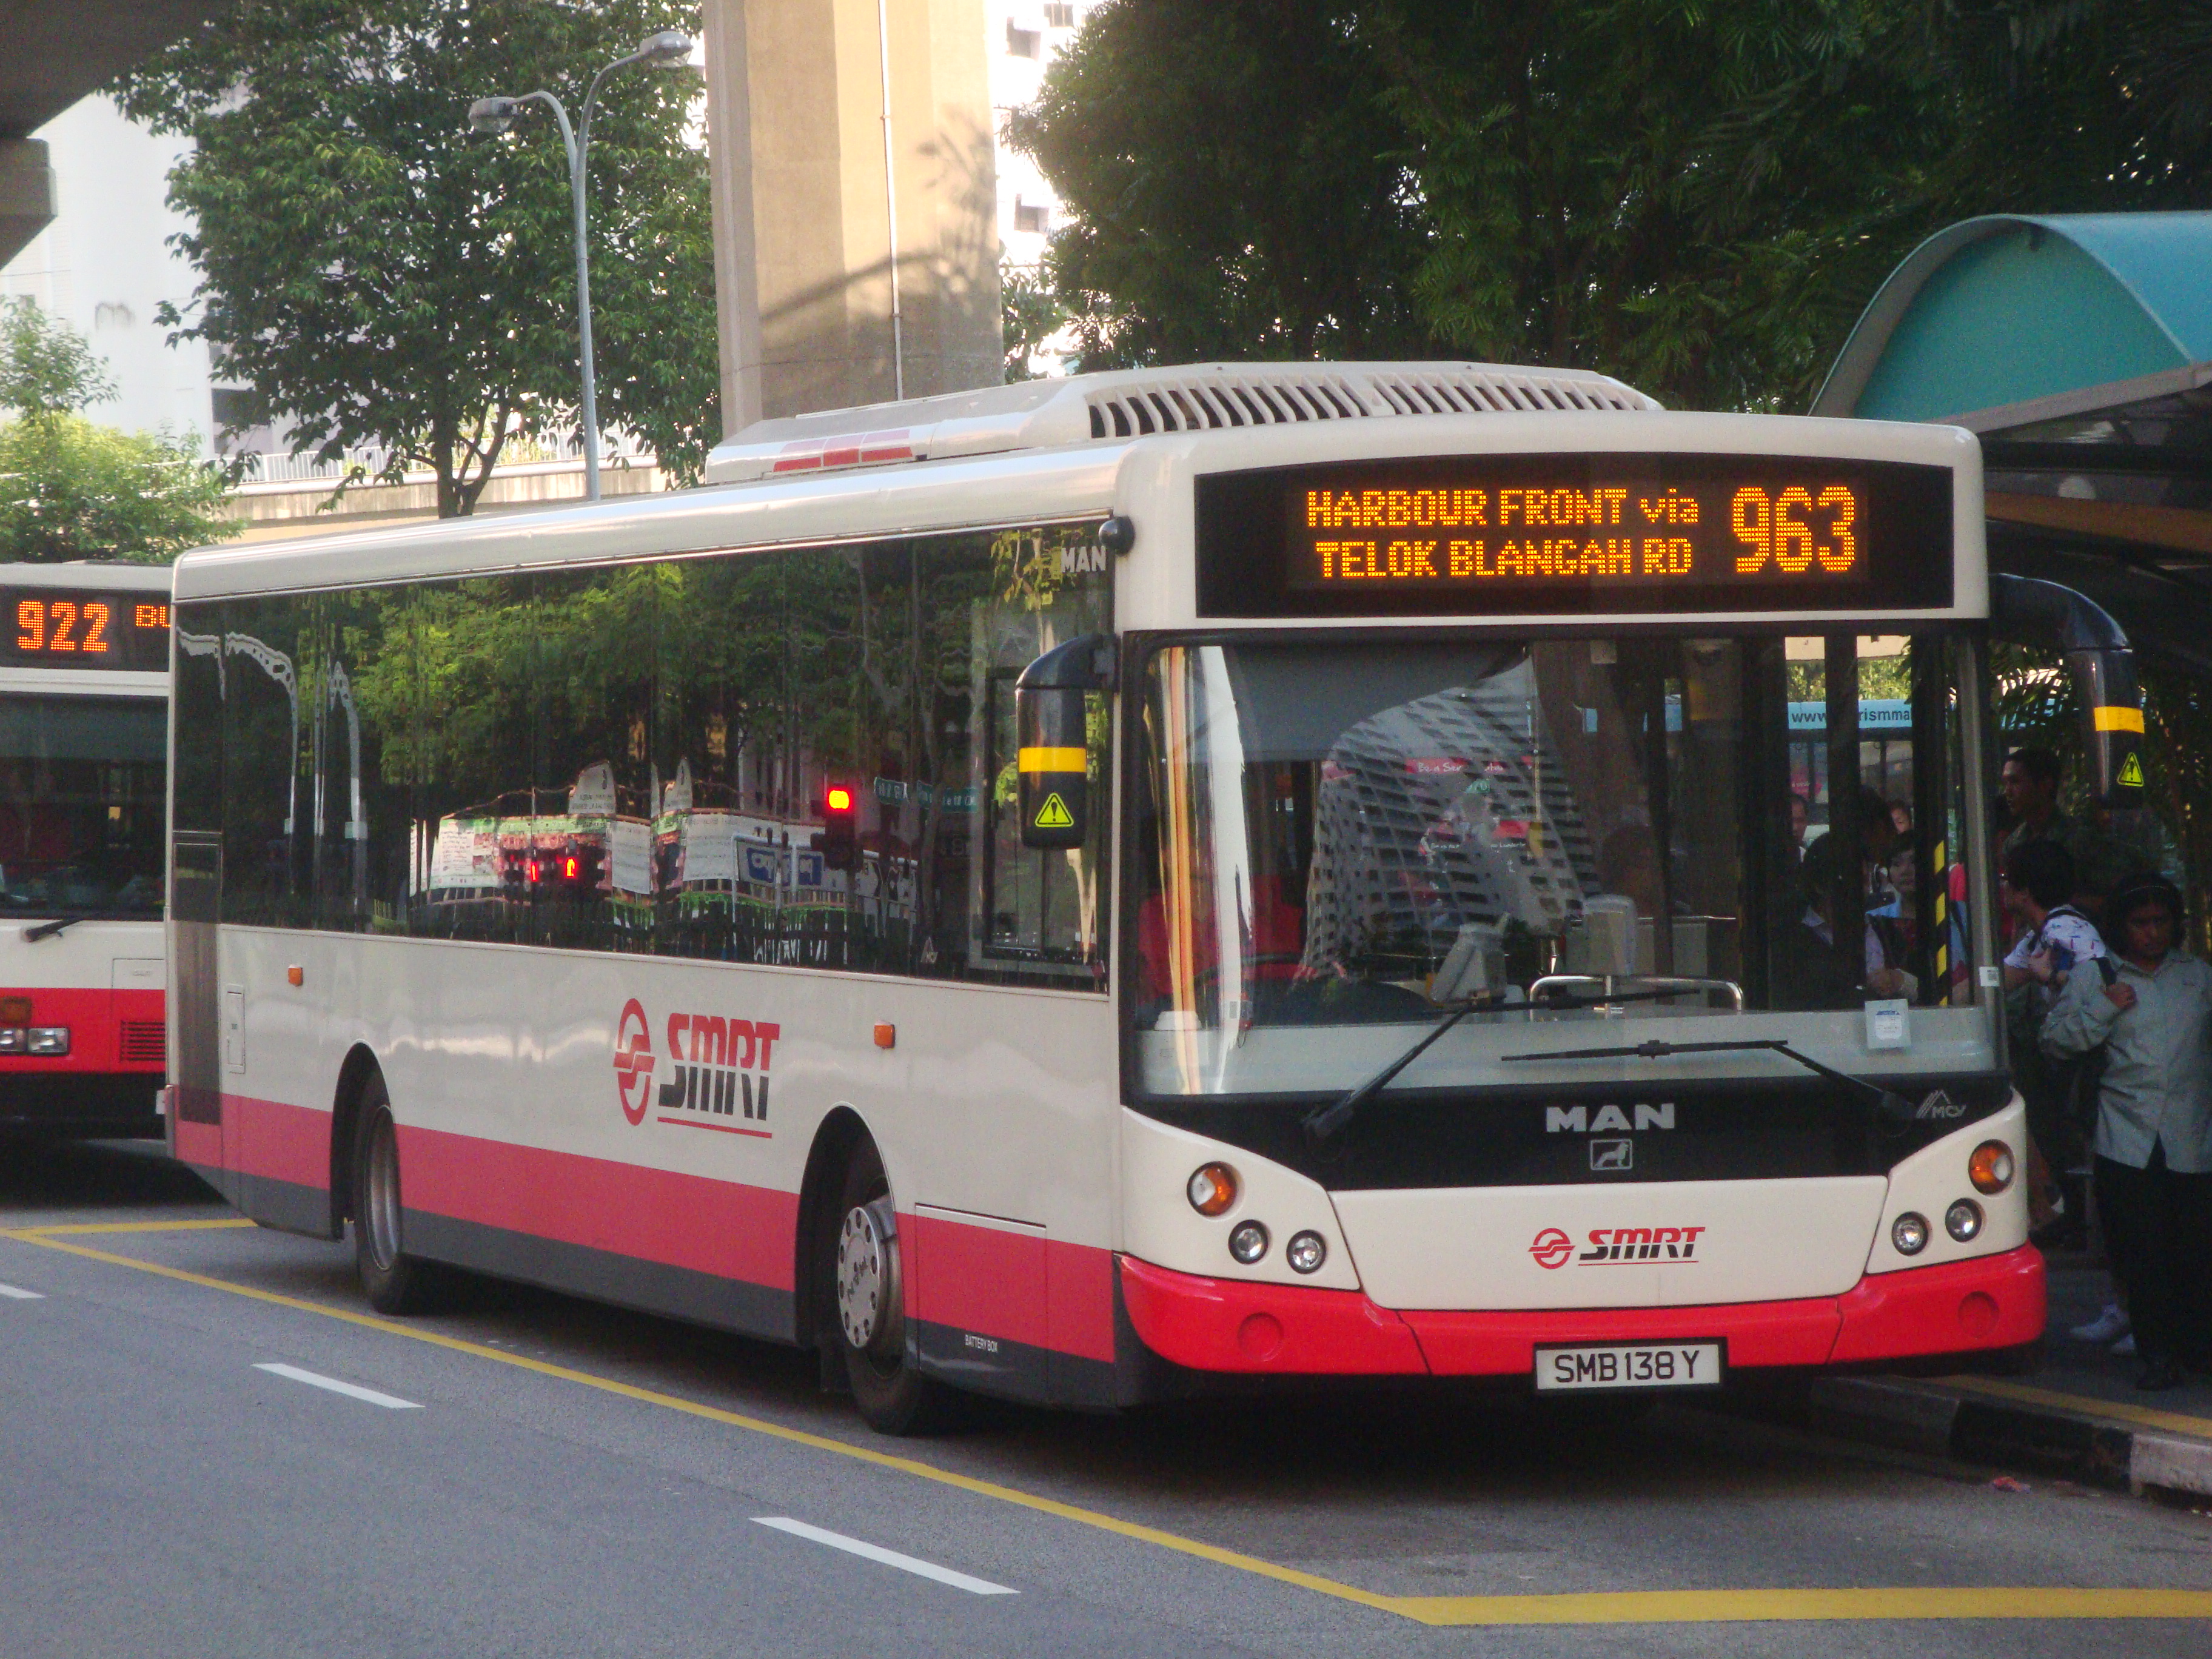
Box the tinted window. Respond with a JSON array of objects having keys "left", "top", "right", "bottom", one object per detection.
[{"left": 199, "top": 526, "right": 1115, "bottom": 989}]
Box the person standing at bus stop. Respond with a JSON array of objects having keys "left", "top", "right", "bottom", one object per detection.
[{"left": 2041, "top": 874, "right": 2212, "bottom": 1390}]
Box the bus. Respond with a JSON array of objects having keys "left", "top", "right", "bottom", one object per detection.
[
  {"left": 166, "top": 363, "right": 2132, "bottom": 1430},
  {"left": 0, "top": 563, "right": 172, "bottom": 1138}
]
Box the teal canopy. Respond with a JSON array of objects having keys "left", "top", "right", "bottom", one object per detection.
[{"left": 1812, "top": 213, "right": 2212, "bottom": 422}]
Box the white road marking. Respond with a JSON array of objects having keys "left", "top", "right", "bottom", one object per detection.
[
  {"left": 0, "top": 1284, "right": 44, "bottom": 1299},
  {"left": 751, "top": 1517, "right": 1017, "bottom": 1595},
  {"left": 254, "top": 1362, "right": 421, "bottom": 1410}
]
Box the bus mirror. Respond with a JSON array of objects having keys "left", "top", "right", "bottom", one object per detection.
[
  {"left": 1014, "top": 634, "right": 1114, "bottom": 850},
  {"left": 1992, "top": 575, "right": 2146, "bottom": 807}
]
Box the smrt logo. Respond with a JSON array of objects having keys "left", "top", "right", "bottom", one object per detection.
[
  {"left": 612, "top": 1001, "right": 781, "bottom": 1139},
  {"left": 1529, "top": 1224, "right": 1706, "bottom": 1269},
  {"left": 614, "top": 998, "right": 655, "bottom": 1124},
  {"left": 1529, "top": 1228, "right": 1575, "bottom": 1269}
]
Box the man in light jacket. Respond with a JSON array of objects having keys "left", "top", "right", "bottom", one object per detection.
[{"left": 2042, "top": 874, "right": 2212, "bottom": 1390}]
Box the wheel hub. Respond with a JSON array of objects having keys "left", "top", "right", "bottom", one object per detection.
[{"left": 836, "top": 1201, "right": 902, "bottom": 1356}]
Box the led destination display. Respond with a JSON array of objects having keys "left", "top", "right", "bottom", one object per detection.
[
  {"left": 0, "top": 591, "right": 171, "bottom": 671},
  {"left": 1195, "top": 453, "right": 1955, "bottom": 618},
  {"left": 1299, "top": 480, "right": 1861, "bottom": 590}
]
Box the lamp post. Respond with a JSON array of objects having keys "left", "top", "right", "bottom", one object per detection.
[{"left": 469, "top": 30, "right": 692, "bottom": 503}]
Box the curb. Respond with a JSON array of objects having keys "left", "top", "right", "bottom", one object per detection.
[{"left": 1806, "top": 1376, "right": 2212, "bottom": 1502}]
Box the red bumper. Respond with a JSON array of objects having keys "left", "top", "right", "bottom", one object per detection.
[{"left": 1119, "top": 1245, "right": 2046, "bottom": 1377}]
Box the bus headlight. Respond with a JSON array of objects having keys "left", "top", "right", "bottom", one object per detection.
[
  {"left": 1968, "top": 1142, "right": 2015, "bottom": 1195},
  {"left": 1228, "top": 1221, "right": 1270, "bottom": 1264},
  {"left": 26, "top": 1027, "right": 68, "bottom": 1056},
  {"left": 1187, "top": 1163, "right": 1239, "bottom": 1216},
  {"left": 0, "top": 1029, "right": 24, "bottom": 1053},
  {"left": 1946, "top": 1199, "right": 1984, "bottom": 1242},
  {"left": 1285, "top": 1231, "right": 1327, "bottom": 1275},
  {"left": 1892, "top": 1212, "right": 1930, "bottom": 1255}
]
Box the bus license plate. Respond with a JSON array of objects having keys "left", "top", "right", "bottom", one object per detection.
[{"left": 1534, "top": 1341, "right": 1723, "bottom": 1393}]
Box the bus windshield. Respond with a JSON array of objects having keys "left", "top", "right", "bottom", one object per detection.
[
  {"left": 0, "top": 694, "right": 166, "bottom": 919},
  {"left": 1131, "top": 634, "right": 1997, "bottom": 1098}
]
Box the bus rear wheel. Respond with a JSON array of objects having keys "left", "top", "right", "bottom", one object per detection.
[
  {"left": 830, "top": 1138, "right": 955, "bottom": 1435},
  {"left": 351, "top": 1075, "right": 441, "bottom": 1314}
]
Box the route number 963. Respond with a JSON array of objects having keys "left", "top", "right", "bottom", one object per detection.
[{"left": 1730, "top": 484, "right": 1858, "bottom": 576}]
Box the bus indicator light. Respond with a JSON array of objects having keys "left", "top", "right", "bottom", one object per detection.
[{"left": 1187, "top": 1162, "right": 1238, "bottom": 1216}]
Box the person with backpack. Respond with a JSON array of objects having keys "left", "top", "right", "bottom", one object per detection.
[{"left": 2041, "top": 874, "right": 2212, "bottom": 1390}]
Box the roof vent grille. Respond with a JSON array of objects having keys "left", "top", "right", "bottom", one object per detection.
[{"left": 707, "top": 361, "right": 1660, "bottom": 484}]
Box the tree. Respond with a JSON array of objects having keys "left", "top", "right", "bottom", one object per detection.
[
  {"left": 1002, "top": 0, "right": 1440, "bottom": 369},
  {"left": 115, "top": 0, "right": 719, "bottom": 517},
  {"left": 0, "top": 298, "right": 238, "bottom": 563},
  {"left": 1008, "top": 1, "right": 2212, "bottom": 411}
]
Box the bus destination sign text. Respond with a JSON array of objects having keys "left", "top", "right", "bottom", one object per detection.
[
  {"left": 1293, "top": 477, "right": 1865, "bottom": 593},
  {"left": 0, "top": 590, "right": 172, "bottom": 671}
]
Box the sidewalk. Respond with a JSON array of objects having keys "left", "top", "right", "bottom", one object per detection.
[{"left": 1803, "top": 1255, "right": 2212, "bottom": 1502}]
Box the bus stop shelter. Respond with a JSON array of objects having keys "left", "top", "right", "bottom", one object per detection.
[{"left": 1813, "top": 212, "right": 2212, "bottom": 678}]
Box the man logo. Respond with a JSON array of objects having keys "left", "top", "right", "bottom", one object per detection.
[
  {"left": 1546, "top": 1102, "right": 1675, "bottom": 1133},
  {"left": 614, "top": 998, "right": 654, "bottom": 1125},
  {"left": 1589, "top": 1138, "right": 1633, "bottom": 1172},
  {"left": 1529, "top": 1227, "right": 1575, "bottom": 1270}
]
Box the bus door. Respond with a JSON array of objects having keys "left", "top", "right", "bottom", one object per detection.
[{"left": 170, "top": 831, "right": 235, "bottom": 1199}]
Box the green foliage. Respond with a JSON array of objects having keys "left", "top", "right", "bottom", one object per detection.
[
  {"left": 0, "top": 300, "right": 239, "bottom": 563},
  {"left": 1010, "top": 1, "right": 2212, "bottom": 409},
  {"left": 113, "top": 0, "right": 719, "bottom": 516},
  {"left": 1, "top": 297, "right": 116, "bottom": 416},
  {"left": 1000, "top": 263, "right": 1067, "bottom": 382},
  {"left": 0, "top": 414, "right": 241, "bottom": 564},
  {"left": 1002, "top": 1, "right": 1438, "bottom": 368}
]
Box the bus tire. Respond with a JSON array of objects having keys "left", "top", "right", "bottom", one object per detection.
[
  {"left": 351, "top": 1074, "right": 441, "bottom": 1315},
  {"left": 831, "top": 1137, "right": 955, "bottom": 1435}
]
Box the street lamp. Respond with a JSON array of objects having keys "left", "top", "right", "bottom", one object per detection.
[{"left": 468, "top": 29, "right": 693, "bottom": 502}]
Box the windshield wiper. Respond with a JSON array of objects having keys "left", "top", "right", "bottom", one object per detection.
[
  {"left": 1302, "top": 984, "right": 1719, "bottom": 1145},
  {"left": 1500, "top": 1037, "right": 1917, "bottom": 1133},
  {"left": 1305, "top": 997, "right": 1491, "bottom": 1145},
  {"left": 23, "top": 911, "right": 134, "bottom": 943}
]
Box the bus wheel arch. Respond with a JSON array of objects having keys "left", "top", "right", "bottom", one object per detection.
[
  {"left": 327, "top": 1044, "right": 383, "bottom": 1239},
  {"left": 796, "top": 1108, "right": 956, "bottom": 1434},
  {"left": 795, "top": 1107, "right": 871, "bottom": 1353}
]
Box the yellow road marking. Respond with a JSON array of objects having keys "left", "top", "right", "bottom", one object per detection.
[
  {"left": 13, "top": 1219, "right": 258, "bottom": 1237},
  {"left": 1395, "top": 1588, "right": 2212, "bottom": 1625},
  {"left": 7, "top": 1225, "right": 2209, "bottom": 1627},
  {"left": 1939, "top": 1375, "right": 2212, "bottom": 1444}
]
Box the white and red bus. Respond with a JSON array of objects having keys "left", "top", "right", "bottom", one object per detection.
[
  {"left": 0, "top": 563, "right": 172, "bottom": 1137},
  {"left": 167, "top": 364, "right": 2135, "bottom": 1429}
]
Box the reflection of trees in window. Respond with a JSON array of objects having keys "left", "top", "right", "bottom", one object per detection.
[{"left": 248, "top": 525, "right": 1111, "bottom": 988}]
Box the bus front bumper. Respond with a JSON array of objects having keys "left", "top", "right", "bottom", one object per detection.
[{"left": 1118, "top": 1245, "right": 2046, "bottom": 1377}]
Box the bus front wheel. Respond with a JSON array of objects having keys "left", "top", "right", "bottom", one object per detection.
[
  {"left": 351, "top": 1075, "right": 441, "bottom": 1315},
  {"left": 830, "top": 1138, "right": 954, "bottom": 1435}
]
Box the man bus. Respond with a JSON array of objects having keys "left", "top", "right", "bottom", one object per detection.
[
  {"left": 166, "top": 363, "right": 2136, "bottom": 1431},
  {"left": 0, "top": 563, "right": 170, "bottom": 1137}
]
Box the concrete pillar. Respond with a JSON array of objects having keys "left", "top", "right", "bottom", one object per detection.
[
  {"left": 0, "top": 140, "right": 57, "bottom": 271},
  {"left": 702, "top": 0, "right": 1002, "bottom": 432}
]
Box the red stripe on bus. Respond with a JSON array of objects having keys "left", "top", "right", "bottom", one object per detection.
[
  {"left": 229, "top": 1093, "right": 335, "bottom": 1188},
  {"left": 1045, "top": 1238, "right": 1117, "bottom": 1362},
  {"left": 173, "top": 1115, "right": 222, "bottom": 1170},
  {"left": 908, "top": 1211, "right": 1048, "bottom": 1351},
  {"left": 395, "top": 1122, "right": 800, "bottom": 1292}
]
